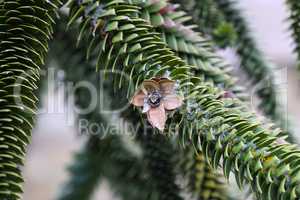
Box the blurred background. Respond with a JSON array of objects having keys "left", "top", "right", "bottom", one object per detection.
[{"left": 22, "top": 0, "right": 300, "bottom": 199}]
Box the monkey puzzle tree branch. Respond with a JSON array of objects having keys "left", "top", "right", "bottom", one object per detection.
[
  {"left": 0, "top": 0, "right": 62, "bottom": 199},
  {"left": 179, "top": 147, "right": 229, "bottom": 200},
  {"left": 53, "top": 9, "right": 233, "bottom": 199},
  {"left": 212, "top": 0, "right": 295, "bottom": 143},
  {"left": 66, "top": 1, "right": 300, "bottom": 199},
  {"left": 52, "top": 20, "right": 173, "bottom": 200}
]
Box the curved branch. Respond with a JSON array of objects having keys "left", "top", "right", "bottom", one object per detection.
[
  {"left": 0, "top": 1, "right": 61, "bottom": 199},
  {"left": 212, "top": 0, "right": 295, "bottom": 142},
  {"left": 66, "top": 0, "right": 300, "bottom": 198}
]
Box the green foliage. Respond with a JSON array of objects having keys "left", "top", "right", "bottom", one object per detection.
[
  {"left": 52, "top": 19, "right": 165, "bottom": 200},
  {"left": 212, "top": 22, "right": 237, "bottom": 48},
  {"left": 212, "top": 0, "right": 295, "bottom": 143},
  {"left": 286, "top": 0, "right": 300, "bottom": 69},
  {"left": 174, "top": 0, "right": 237, "bottom": 48},
  {"left": 0, "top": 0, "right": 61, "bottom": 199},
  {"left": 176, "top": 0, "right": 295, "bottom": 143},
  {"left": 55, "top": 9, "right": 233, "bottom": 200},
  {"left": 54, "top": 6, "right": 232, "bottom": 200},
  {"left": 58, "top": 136, "right": 110, "bottom": 200},
  {"left": 140, "top": 131, "right": 184, "bottom": 200},
  {"left": 136, "top": 1, "right": 235, "bottom": 199},
  {"left": 173, "top": 0, "right": 221, "bottom": 34},
  {"left": 138, "top": 0, "right": 245, "bottom": 100},
  {"left": 58, "top": 132, "right": 156, "bottom": 200},
  {"left": 180, "top": 148, "right": 228, "bottom": 200},
  {"left": 102, "top": 136, "right": 158, "bottom": 200},
  {"left": 66, "top": 0, "right": 300, "bottom": 199},
  {"left": 52, "top": 40, "right": 112, "bottom": 198}
]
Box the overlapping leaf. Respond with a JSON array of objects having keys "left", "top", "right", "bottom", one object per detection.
[
  {"left": 137, "top": 0, "right": 245, "bottom": 100},
  {"left": 0, "top": 0, "right": 61, "bottom": 199},
  {"left": 212, "top": 0, "right": 295, "bottom": 143},
  {"left": 179, "top": 148, "right": 228, "bottom": 200},
  {"left": 55, "top": 2, "right": 233, "bottom": 198},
  {"left": 53, "top": 21, "right": 160, "bottom": 200},
  {"left": 66, "top": 1, "right": 300, "bottom": 199}
]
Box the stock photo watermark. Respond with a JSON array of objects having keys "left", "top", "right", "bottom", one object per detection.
[{"left": 11, "top": 65, "right": 291, "bottom": 139}]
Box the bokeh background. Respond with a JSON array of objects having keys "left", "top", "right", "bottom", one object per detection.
[{"left": 22, "top": 0, "right": 300, "bottom": 199}]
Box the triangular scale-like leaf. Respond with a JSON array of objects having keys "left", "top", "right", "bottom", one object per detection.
[
  {"left": 86, "top": 37, "right": 96, "bottom": 60},
  {"left": 168, "top": 11, "right": 187, "bottom": 20},
  {"left": 279, "top": 177, "right": 286, "bottom": 193},
  {"left": 119, "top": 23, "right": 135, "bottom": 31},
  {"left": 111, "top": 15, "right": 131, "bottom": 21},
  {"left": 245, "top": 164, "right": 253, "bottom": 181},
  {"left": 223, "top": 158, "right": 232, "bottom": 179},
  {"left": 96, "top": 48, "right": 104, "bottom": 71},
  {"left": 166, "top": 34, "right": 178, "bottom": 51},
  {"left": 234, "top": 168, "right": 244, "bottom": 189},
  {"left": 129, "top": 43, "right": 141, "bottom": 53},
  {"left": 124, "top": 54, "right": 130, "bottom": 67},
  {"left": 111, "top": 48, "right": 122, "bottom": 72},
  {"left": 174, "top": 16, "right": 193, "bottom": 24},
  {"left": 98, "top": 9, "right": 116, "bottom": 18},
  {"left": 290, "top": 187, "right": 297, "bottom": 200},
  {"left": 117, "top": 9, "right": 139, "bottom": 14},
  {"left": 101, "top": 33, "right": 109, "bottom": 52},
  {"left": 76, "top": 20, "right": 90, "bottom": 46},
  {"left": 255, "top": 173, "right": 263, "bottom": 194},
  {"left": 120, "top": 43, "right": 127, "bottom": 54},
  {"left": 67, "top": 6, "right": 84, "bottom": 27},
  {"left": 150, "top": 13, "right": 164, "bottom": 27},
  {"left": 104, "top": 0, "right": 125, "bottom": 7},
  {"left": 212, "top": 149, "right": 222, "bottom": 169},
  {"left": 105, "top": 21, "right": 118, "bottom": 32},
  {"left": 141, "top": 10, "right": 151, "bottom": 22},
  {"left": 177, "top": 38, "right": 189, "bottom": 53},
  {"left": 104, "top": 45, "right": 115, "bottom": 72},
  {"left": 125, "top": 33, "right": 139, "bottom": 42},
  {"left": 112, "top": 31, "right": 123, "bottom": 43}
]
